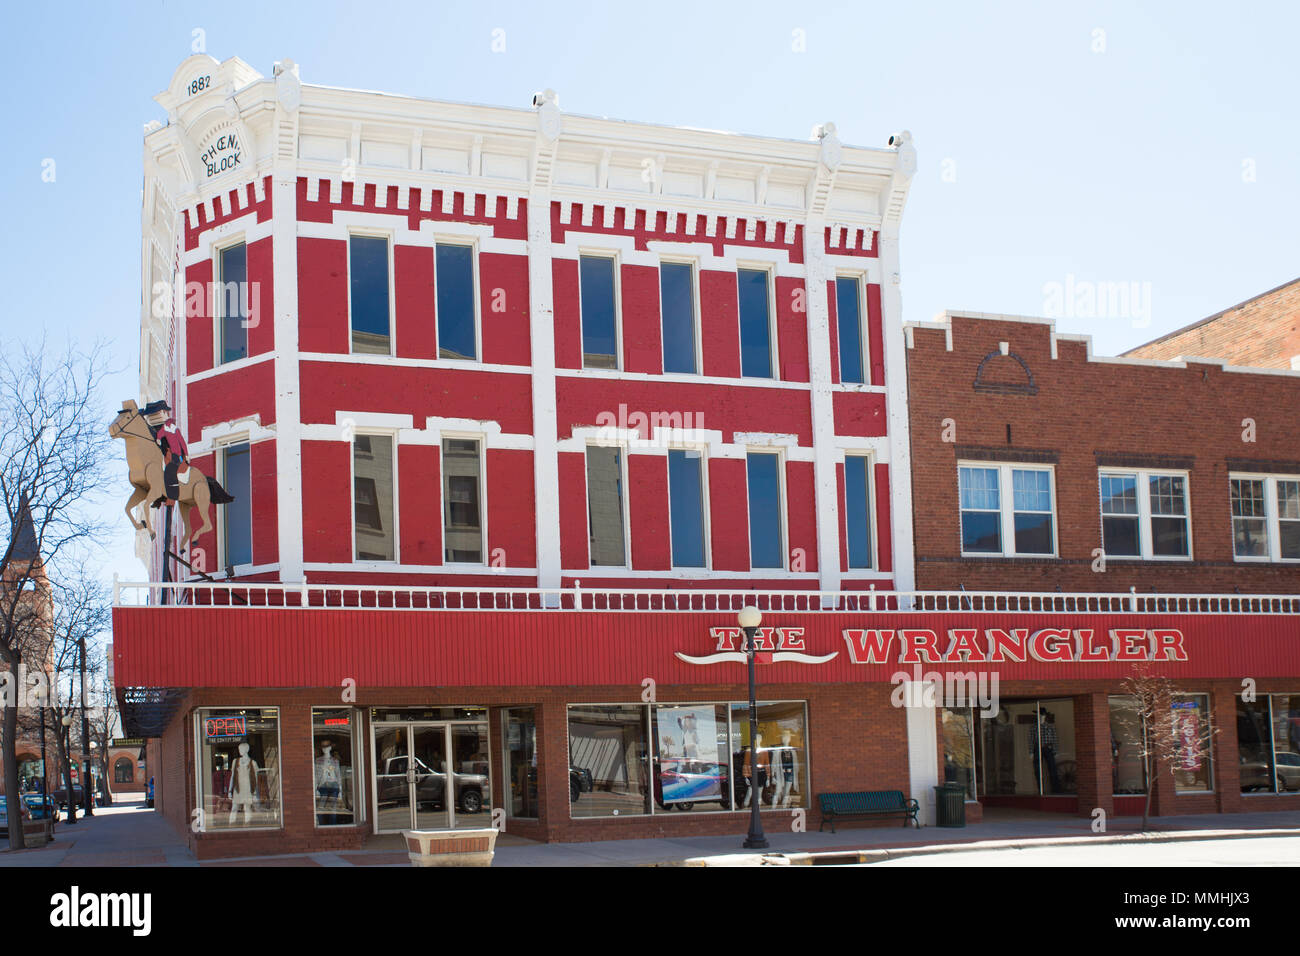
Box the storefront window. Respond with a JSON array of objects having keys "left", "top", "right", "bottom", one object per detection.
[
  {"left": 1271, "top": 695, "right": 1300, "bottom": 793},
  {"left": 568, "top": 705, "right": 650, "bottom": 818},
  {"left": 504, "top": 708, "right": 538, "bottom": 818},
  {"left": 653, "top": 704, "right": 731, "bottom": 813},
  {"left": 941, "top": 708, "right": 977, "bottom": 799},
  {"left": 566, "top": 701, "right": 809, "bottom": 817},
  {"left": 1239, "top": 694, "right": 1300, "bottom": 794},
  {"left": 1171, "top": 694, "right": 1213, "bottom": 792},
  {"left": 312, "top": 708, "right": 360, "bottom": 827},
  {"left": 1109, "top": 696, "right": 1147, "bottom": 794},
  {"left": 197, "top": 707, "right": 282, "bottom": 830},
  {"left": 729, "top": 701, "right": 808, "bottom": 812}
]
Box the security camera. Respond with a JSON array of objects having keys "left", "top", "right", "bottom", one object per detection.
[
  {"left": 532, "top": 92, "right": 545, "bottom": 107},
  {"left": 888, "top": 131, "right": 912, "bottom": 147}
]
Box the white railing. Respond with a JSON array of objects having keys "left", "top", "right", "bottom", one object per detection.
[{"left": 111, "top": 579, "right": 1300, "bottom": 615}]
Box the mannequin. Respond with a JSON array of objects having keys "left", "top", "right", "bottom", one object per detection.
[
  {"left": 226, "top": 742, "right": 260, "bottom": 826},
  {"left": 315, "top": 740, "right": 344, "bottom": 810},
  {"left": 768, "top": 729, "right": 800, "bottom": 807},
  {"left": 741, "top": 733, "right": 769, "bottom": 808}
]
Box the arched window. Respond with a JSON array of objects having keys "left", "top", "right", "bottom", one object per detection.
[{"left": 114, "top": 757, "right": 134, "bottom": 784}]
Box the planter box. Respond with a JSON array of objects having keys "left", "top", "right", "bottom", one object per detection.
[
  {"left": 402, "top": 828, "right": 497, "bottom": 867},
  {"left": 22, "top": 818, "right": 52, "bottom": 845}
]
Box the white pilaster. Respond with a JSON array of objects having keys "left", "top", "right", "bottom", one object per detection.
[
  {"left": 802, "top": 216, "right": 842, "bottom": 594},
  {"left": 904, "top": 683, "right": 940, "bottom": 826},
  {"left": 879, "top": 233, "right": 916, "bottom": 593}
]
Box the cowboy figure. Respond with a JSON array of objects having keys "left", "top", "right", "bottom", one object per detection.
[{"left": 144, "top": 400, "right": 189, "bottom": 505}]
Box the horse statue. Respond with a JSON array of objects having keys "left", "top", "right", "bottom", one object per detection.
[{"left": 109, "top": 399, "right": 235, "bottom": 554}]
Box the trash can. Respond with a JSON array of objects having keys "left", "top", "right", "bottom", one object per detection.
[{"left": 933, "top": 783, "right": 966, "bottom": 828}]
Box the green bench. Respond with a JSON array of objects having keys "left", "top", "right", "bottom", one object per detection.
[{"left": 817, "top": 790, "right": 920, "bottom": 832}]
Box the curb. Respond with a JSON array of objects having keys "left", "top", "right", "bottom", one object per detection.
[{"left": 671, "top": 827, "right": 1300, "bottom": 867}]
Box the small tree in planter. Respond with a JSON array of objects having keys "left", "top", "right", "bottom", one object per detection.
[{"left": 1121, "top": 663, "right": 1218, "bottom": 831}]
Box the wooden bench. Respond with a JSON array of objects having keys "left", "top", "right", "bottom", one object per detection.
[{"left": 817, "top": 790, "right": 920, "bottom": 832}]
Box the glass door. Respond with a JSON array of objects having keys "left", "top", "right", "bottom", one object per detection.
[
  {"left": 412, "top": 724, "right": 450, "bottom": 830},
  {"left": 372, "top": 720, "right": 492, "bottom": 832}
]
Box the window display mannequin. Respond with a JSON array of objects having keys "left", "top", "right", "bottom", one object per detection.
[
  {"left": 226, "top": 742, "right": 260, "bottom": 826},
  {"left": 768, "top": 729, "right": 800, "bottom": 808},
  {"left": 315, "top": 739, "right": 344, "bottom": 809},
  {"left": 741, "top": 733, "right": 769, "bottom": 808}
]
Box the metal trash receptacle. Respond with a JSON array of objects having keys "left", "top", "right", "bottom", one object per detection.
[{"left": 933, "top": 783, "right": 966, "bottom": 828}]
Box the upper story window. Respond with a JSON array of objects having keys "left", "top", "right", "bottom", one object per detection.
[
  {"left": 436, "top": 243, "right": 477, "bottom": 361},
  {"left": 668, "top": 449, "right": 707, "bottom": 568},
  {"left": 959, "top": 463, "right": 1056, "bottom": 557},
  {"left": 217, "top": 242, "right": 248, "bottom": 364},
  {"left": 586, "top": 445, "right": 627, "bottom": 567},
  {"left": 835, "top": 276, "right": 867, "bottom": 384},
  {"left": 844, "top": 455, "right": 874, "bottom": 569},
  {"left": 443, "top": 438, "right": 484, "bottom": 563},
  {"left": 579, "top": 255, "right": 618, "bottom": 369},
  {"left": 1099, "top": 469, "right": 1190, "bottom": 559},
  {"left": 353, "top": 434, "right": 395, "bottom": 561},
  {"left": 1230, "top": 474, "right": 1300, "bottom": 562},
  {"left": 746, "top": 452, "right": 784, "bottom": 569},
  {"left": 737, "top": 268, "right": 774, "bottom": 379},
  {"left": 349, "top": 235, "right": 392, "bottom": 355},
  {"left": 220, "top": 441, "right": 252, "bottom": 569},
  {"left": 660, "top": 261, "right": 698, "bottom": 375}
]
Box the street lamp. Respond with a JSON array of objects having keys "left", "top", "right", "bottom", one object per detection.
[
  {"left": 60, "top": 714, "right": 76, "bottom": 824},
  {"left": 738, "top": 605, "right": 768, "bottom": 850}
]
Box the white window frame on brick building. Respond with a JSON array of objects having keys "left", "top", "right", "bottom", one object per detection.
[
  {"left": 434, "top": 239, "right": 481, "bottom": 363},
  {"left": 1098, "top": 467, "right": 1193, "bottom": 561},
  {"left": 1229, "top": 472, "right": 1300, "bottom": 563},
  {"left": 351, "top": 431, "right": 399, "bottom": 563},
  {"left": 578, "top": 251, "right": 622, "bottom": 371},
  {"left": 347, "top": 230, "right": 396, "bottom": 357},
  {"left": 658, "top": 257, "right": 702, "bottom": 376},
  {"left": 834, "top": 272, "right": 870, "bottom": 385},
  {"left": 958, "top": 462, "right": 1058, "bottom": 558},
  {"left": 441, "top": 434, "right": 488, "bottom": 566},
  {"left": 584, "top": 442, "right": 630, "bottom": 568},
  {"left": 213, "top": 235, "right": 249, "bottom": 366}
]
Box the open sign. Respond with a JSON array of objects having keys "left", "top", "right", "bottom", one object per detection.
[{"left": 204, "top": 716, "right": 247, "bottom": 741}]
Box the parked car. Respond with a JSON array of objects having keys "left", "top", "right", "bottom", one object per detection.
[
  {"left": 1240, "top": 753, "right": 1300, "bottom": 792},
  {"left": 22, "top": 794, "right": 56, "bottom": 820},
  {"left": 0, "top": 796, "right": 32, "bottom": 836},
  {"left": 375, "top": 756, "right": 488, "bottom": 814},
  {"left": 51, "top": 785, "right": 102, "bottom": 813},
  {"left": 1274, "top": 752, "right": 1300, "bottom": 791}
]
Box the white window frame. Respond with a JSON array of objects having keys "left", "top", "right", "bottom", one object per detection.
[
  {"left": 1098, "top": 467, "right": 1193, "bottom": 561},
  {"left": 957, "top": 461, "right": 1058, "bottom": 558},
  {"left": 433, "top": 237, "right": 482, "bottom": 364},
  {"left": 834, "top": 272, "right": 870, "bottom": 386},
  {"left": 216, "top": 437, "right": 253, "bottom": 572},
  {"left": 735, "top": 263, "right": 778, "bottom": 380},
  {"left": 213, "top": 234, "right": 249, "bottom": 366},
  {"left": 744, "top": 448, "right": 787, "bottom": 571},
  {"left": 350, "top": 430, "right": 399, "bottom": 564},
  {"left": 1229, "top": 472, "right": 1300, "bottom": 564},
  {"left": 667, "top": 445, "right": 712, "bottom": 570},
  {"left": 842, "top": 451, "right": 877, "bottom": 570},
  {"left": 577, "top": 250, "right": 623, "bottom": 371},
  {"left": 584, "top": 441, "right": 631, "bottom": 569},
  {"left": 347, "top": 230, "right": 396, "bottom": 358},
  {"left": 658, "top": 256, "right": 703, "bottom": 376},
  {"left": 440, "top": 432, "right": 488, "bottom": 567}
]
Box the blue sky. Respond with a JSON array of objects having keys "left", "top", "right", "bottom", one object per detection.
[{"left": 2, "top": 0, "right": 1297, "bottom": 591}]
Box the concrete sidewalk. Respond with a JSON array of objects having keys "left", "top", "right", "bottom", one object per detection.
[{"left": 2, "top": 803, "right": 1296, "bottom": 867}]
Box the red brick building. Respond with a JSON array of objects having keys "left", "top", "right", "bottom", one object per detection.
[
  {"left": 1124, "top": 276, "right": 1300, "bottom": 371},
  {"left": 904, "top": 310, "right": 1300, "bottom": 816}
]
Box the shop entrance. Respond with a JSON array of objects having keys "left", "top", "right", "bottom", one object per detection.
[
  {"left": 976, "top": 697, "right": 1078, "bottom": 810},
  {"left": 370, "top": 720, "right": 491, "bottom": 833}
]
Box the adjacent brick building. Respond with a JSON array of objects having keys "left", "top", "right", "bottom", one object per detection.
[{"left": 1124, "top": 276, "right": 1300, "bottom": 370}]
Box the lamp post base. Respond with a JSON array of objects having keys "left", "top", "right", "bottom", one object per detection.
[{"left": 743, "top": 834, "right": 770, "bottom": 850}]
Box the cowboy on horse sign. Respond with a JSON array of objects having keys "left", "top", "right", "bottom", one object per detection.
[{"left": 110, "top": 399, "right": 235, "bottom": 555}]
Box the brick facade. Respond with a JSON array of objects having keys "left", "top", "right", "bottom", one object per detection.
[
  {"left": 1124, "top": 277, "right": 1300, "bottom": 370},
  {"left": 906, "top": 311, "right": 1300, "bottom": 593}
]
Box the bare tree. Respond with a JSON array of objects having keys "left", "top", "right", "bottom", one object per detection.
[
  {"left": 0, "top": 341, "right": 112, "bottom": 849},
  {"left": 1121, "top": 663, "right": 1219, "bottom": 830}
]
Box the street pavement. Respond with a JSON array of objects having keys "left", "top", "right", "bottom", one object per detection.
[{"left": 1, "top": 798, "right": 1297, "bottom": 866}]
